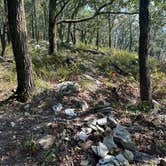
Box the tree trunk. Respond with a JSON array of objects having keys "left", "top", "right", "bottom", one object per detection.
[
  {"left": 129, "top": 16, "right": 133, "bottom": 52},
  {"left": 7, "top": 0, "right": 34, "bottom": 102},
  {"left": 0, "top": 24, "right": 7, "bottom": 57},
  {"left": 139, "top": 0, "right": 152, "bottom": 103},
  {"left": 32, "top": 0, "right": 39, "bottom": 43},
  {"left": 96, "top": 16, "right": 100, "bottom": 49},
  {"left": 48, "top": 0, "right": 57, "bottom": 54}
]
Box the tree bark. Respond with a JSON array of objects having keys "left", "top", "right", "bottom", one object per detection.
[
  {"left": 48, "top": 0, "right": 57, "bottom": 54},
  {"left": 139, "top": 0, "right": 152, "bottom": 103},
  {"left": 7, "top": 0, "right": 34, "bottom": 102}
]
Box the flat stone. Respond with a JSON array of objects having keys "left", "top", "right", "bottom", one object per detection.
[
  {"left": 133, "top": 151, "right": 159, "bottom": 164},
  {"left": 116, "top": 154, "right": 129, "bottom": 165},
  {"left": 37, "top": 135, "right": 55, "bottom": 149},
  {"left": 113, "top": 125, "right": 131, "bottom": 142},
  {"left": 92, "top": 142, "right": 109, "bottom": 158},
  {"left": 103, "top": 133, "right": 117, "bottom": 150},
  {"left": 123, "top": 150, "right": 134, "bottom": 161}
]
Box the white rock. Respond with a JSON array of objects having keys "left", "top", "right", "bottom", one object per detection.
[
  {"left": 52, "top": 103, "right": 63, "bottom": 115},
  {"left": 97, "top": 117, "right": 107, "bottom": 126},
  {"left": 64, "top": 108, "right": 77, "bottom": 117},
  {"left": 10, "top": 122, "right": 16, "bottom": 127},
  {"left": 24, "top": 112, "right": 31, "bottom": 116},
  {"left": 77, "top": 131, "right": 89, "bottom": 141},
  {"left": 38, "top": 135, "right": 55, "bottom": 149},
  {"left": 92, "top": 142, "right": 109, "bottom": 158}
]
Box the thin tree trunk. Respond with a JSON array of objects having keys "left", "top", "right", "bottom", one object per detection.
[
  {"left": 48, "top": 0, "right": 57, "bottom": 54},
  {"left": 139, "top": 0, "right": 152, "bottom": 103},
  {"left": 7, "top": 0, "right": 34, "bottom": 102}
]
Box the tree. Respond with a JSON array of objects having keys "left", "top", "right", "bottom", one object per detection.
[
  {"left": 48, "top": 0, "right": 68, "bottom": 55},
  {"left": 7, "top": 0, "right": 34, "bottom": 102},
  {"left": 138, "top": 0, "right": 152, "bottom": 104}
]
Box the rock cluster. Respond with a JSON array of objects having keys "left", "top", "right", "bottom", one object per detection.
[{"left": 76, "top": 104, "right": 160, "bottom": 166}]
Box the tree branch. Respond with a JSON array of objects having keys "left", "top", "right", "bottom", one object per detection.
[
  {"left": 57, "top": 11, "right": 138, "bottom": 24},
  {"left": 57, "top": 0, "right": 115, "bottom": 24}
]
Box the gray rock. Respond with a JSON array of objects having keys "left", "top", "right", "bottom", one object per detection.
[
  {"left": 113, "top": 125, "right": 131, "bottom": 142},
  {"left": 108, "top": 116, "right": 118, "bottom": 128},
  {"left": 37, "top": 135, "right": 55, "bottom": 149},
  {"left": 56, "top": 81, "right": 79, "bottom": 96},
  {"left": 133, "top": 151, "right": 159, "bottom": 164},
  {"left": 92, "top": 142, "right": 109, "bottom": 158},
  {"left": 103, "top": 133, "right": 117, "bottom": 150},
  {"left": 123, "top": 150, "right": 134, "bottom": 161},
  {"left": 113, "top": 124, "right": 136, "bottom": 151},
  {"left": 116, "top": 154, "right": 129, "bottom": 165}
]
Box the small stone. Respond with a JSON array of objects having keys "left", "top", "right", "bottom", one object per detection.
[
  {"left": 92, "top": 142, "right": 109, "bottom": 158},
  {"left": 64, "top": 108, "right": 77, "bottom": 117},
  {"left": 37, "top": 135, "right": 55, "bottom": 149},
  {"left": 77, "top": 131, "right": 89, "bottom": 141},
  {"left": 52, "top": 103, "right": 63, "bottom": 115},
  {"left": 123, "top": 150, "right": 134, "bottom": 161},
  {"left": 116, "top": 154, "right": 129, "bottom": 165},
  {"left": 24, "top": 112, "right": 31, "bottom": 116},
  {"left": 10, "top": 122, "right": 16, "bottom": 127}
]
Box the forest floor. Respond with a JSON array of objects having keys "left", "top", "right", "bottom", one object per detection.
[{"left": 0, "top": 44, "right": 166, "bottom": 165}]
